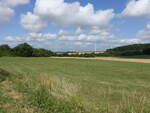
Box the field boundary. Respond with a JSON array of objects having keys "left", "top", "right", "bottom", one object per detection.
[{"left": 51, "top": 57, "right": 150, "bottom": 63}]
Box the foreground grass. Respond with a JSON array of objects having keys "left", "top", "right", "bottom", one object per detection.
[{"left": 0, "top": 57, "right": 150, "bottom": 113}]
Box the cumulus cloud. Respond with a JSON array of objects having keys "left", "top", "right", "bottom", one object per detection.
[
  {"left": 3, "top": 27, "right": 142, "bottom": 51},
  {"left": 0, "top": 4, "right": 14, "bottom": 24},
  {"left": 58, "top": 28, "right": 113, "bottom": 42},
  {"left": 121, "top": 0, "right": 150, "bottom": 17},
  {"left": 3, "top": 0, "right": 145, "bottom": 51},
  {"left": 34, "top": 0, "right": 115, "bottom": 28},
  {"left": 0, "top": 0, "right": 29, "bottom": 24},
  {"left": 4, "top": 32, "right": 57, "bottom": 42},
  {"left": 21, "top": 12, "right": 47, "bottom": 32},
  {"left": 75, "top": 27, "right": 83, "bottom": 34},
  {"left": 21, "top": 0, "right": 115, "bottom": 32},
  {"left": 137, "top": 22, "right": 150, "bottom": 42}
]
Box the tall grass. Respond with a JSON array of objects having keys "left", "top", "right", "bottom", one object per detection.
[
  {"left": 13, "top": 74, "right": 87, "bottom": 113},
  {"left": 11, "top": 73, "right": 150, "bottom": 113}
]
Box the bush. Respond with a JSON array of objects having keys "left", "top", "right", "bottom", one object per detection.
[
  {"left": 80, "top": 53, "right": 95, "bottom": 57},
  {"left": 32, "top": 48, "right": 53, "bottom": 57}
]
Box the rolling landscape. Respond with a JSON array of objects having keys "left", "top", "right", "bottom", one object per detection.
[
  {"left": 0, "top": 57, "right": 150, "bottom": 113},
  {"left": 1, "top": 0, "right": 150, "bottom": 113},
  {"left": 0, "top": 43, "right": 150, "bottom": 113}
]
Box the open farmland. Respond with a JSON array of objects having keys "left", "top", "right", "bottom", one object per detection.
[{"left": 0, "top": 57, "right": 150, "bottom": 113}]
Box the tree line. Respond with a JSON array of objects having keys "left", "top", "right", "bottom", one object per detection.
[
  {"left": 0, "top": 43, "right": 54, "bottom": 57},
  {"left": 106, "top": 43, "right": 150, "bottom": 56},
  {"left": 57, "top": 43, "right": 150, "bottom": 57},
  {"left": 0, "top": 43, "right": 150, "bottom": 57}
]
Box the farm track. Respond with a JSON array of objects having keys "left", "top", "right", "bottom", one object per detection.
[{"left": 51, "top": 57, "right": 150, "bottom": 63}]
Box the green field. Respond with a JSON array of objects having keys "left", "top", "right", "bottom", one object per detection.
[{"left": 0, "top": 57, "right": 150, "bottom": 113}]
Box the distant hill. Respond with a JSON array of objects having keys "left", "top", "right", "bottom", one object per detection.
[{"left": 106, "top": 43, "right": 150, "bottom": 56}]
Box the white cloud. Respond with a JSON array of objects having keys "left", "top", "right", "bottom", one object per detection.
[
  {"left": 21, "top": 0, "right": 115, "bottom": 32},
  {"left": 3, "top": 0, "right": 117, "bottom": 51},
  {"left": 58, "top": 30, "right": 70, "bottom": 36},
  {"left": 137, "top": 22, "right": 150, "bottom": 41},
  {"left": 75, "top": 27, "right": 83, "bottom": 34},
  {"left": 2, "top": 0, "right": 29, "bottom": 7},
  {"left": 34, "top": 0, "right": 115, "bottom": 28},
  {"left": 3, "top": 0, "right": 146, "bottom": 51},
  {"left": 28, "top": 32, "right": 57, "bottom": 41},
  {"left": 4, "top": 33, "right": 57, "bottom": 42},
  {"left": 21, "top": 12, "right": 47, "bottom": 32},
  {"left": 0, "top": 4, "right": 14, "bottom": 24},
  {"left": 3, "top": 27, "right": 142, "bottom": 51},
  {"left": 0, "top": 0, "right": 29, "bottom": 24},
  {"left": 119, "top": 39, "right": 141, "bottom": 44},
  {"left": 122, "top": 0, "right": 150, "bottom": 17},
  {"left": 4, "top": 36, "right": 16, "bottom": 42}
]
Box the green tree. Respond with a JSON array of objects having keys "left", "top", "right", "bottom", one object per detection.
[
  {"left": 32, "top": 48, "right": 53, "bottom": 57},
  {"left": 0, "top": 45, "right": 12, "bottom": 56},
  {"left": 12, "top": 43, "right": 33, "bottom": 57},
  {"left": 107, "top": 43, "right": 150, "bottom": 56}
]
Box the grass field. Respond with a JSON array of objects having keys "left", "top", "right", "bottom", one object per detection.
[{"left": 0, "top": 57, "right": 150, "bottom": 113}]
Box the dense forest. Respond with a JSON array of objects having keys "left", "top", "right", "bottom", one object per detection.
[{"left": 0, "top": 43, "right": 150, "bottom": 57}]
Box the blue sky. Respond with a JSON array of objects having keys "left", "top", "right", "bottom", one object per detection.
[{"left": 0, "top": 0, "right": 150, "bottom": 51}]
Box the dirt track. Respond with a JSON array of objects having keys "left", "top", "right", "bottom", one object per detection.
[{"left": 52, "top": 57, "right": 150, "bottom": 63}]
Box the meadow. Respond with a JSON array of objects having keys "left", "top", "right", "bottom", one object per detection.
[{"left": 0, "top": 57, "right": 150, "bottom": 113}]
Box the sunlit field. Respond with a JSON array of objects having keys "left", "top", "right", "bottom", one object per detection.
[{"left": 0, "top": 57, "right": 150, "bottom": 113}]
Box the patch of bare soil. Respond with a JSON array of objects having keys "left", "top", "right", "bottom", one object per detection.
[
  {"left": 51, "top": 57, "right": 150, "bottom": 63},
  {"left": 0, "top": 68, "right": 10, "bottom": 82},
  {"left": 2, "top": 80, "right": 22, "bottom": 100},
  {"left": 1, "top": 80, "right": 34, "bottom": 113},
  {"left": 92, "top": 57, "right": 150, "bottom": 63}
]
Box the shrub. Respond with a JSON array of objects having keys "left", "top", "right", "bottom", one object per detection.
[
  {"left": 81, "top": 53, "right": 95, "bottom": 57},
  {"left": 32, "top": 48, "right": 53, "bottom": 57}
]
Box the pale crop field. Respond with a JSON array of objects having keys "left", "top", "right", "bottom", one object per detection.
[{"left": 0, "top": 57, "right": 150, "bottom": 113}]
